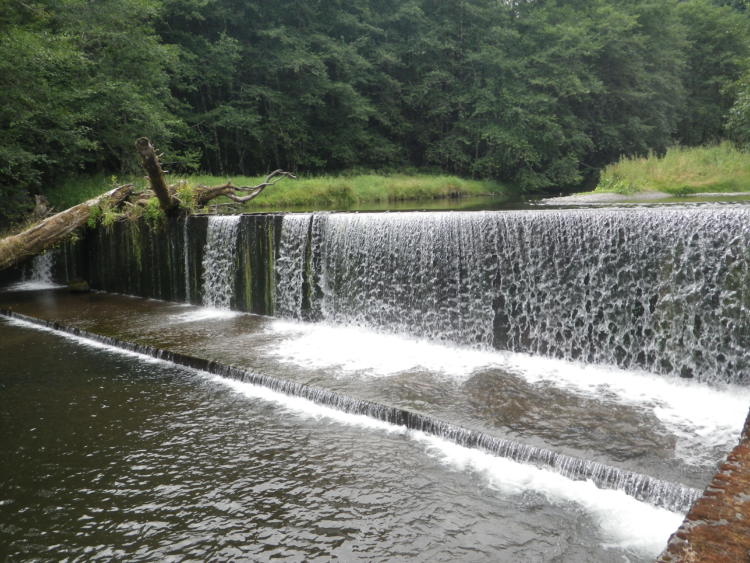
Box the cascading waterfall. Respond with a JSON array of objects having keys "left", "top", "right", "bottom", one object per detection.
[
  {"left": 275, "top": 208, "right": 750, "bottom": 384},
  {"left": 46, "top": 206, "right": 750, "bottom": 383},
  {"left": 275, "top": 214, "right": 311, "bottom": 317},
  {"left": 29, "top": 252, "right": 54, "bottom": 284},
  {"left": 201, "top": 215, "right": 241, "bottom": 308},
  {"left": 0, "top": 309, "right": 703, "bottom": 513}
]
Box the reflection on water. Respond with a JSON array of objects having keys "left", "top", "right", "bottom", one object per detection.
[
  {"left": 0, "top": 319, "right": 679, "bottom": 561},
  {"left": 232, "top": 192, "right": 750, "bottom": 214}
]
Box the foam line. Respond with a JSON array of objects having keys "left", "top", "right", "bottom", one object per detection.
[{"left": 0, "top": 309, "right": 701, "bottom": 513}]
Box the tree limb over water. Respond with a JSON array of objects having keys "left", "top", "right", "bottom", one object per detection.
[
  {"left": 193, "top": 169, "right": 296, "bottom": 208},
  {"left": 0, "top": 138, "right": 295, "bottom": 272},
  {"left": 0, "top": 185, "right": 133, "bottom": 271}
]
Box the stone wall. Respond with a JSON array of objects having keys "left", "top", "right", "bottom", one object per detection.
[{"left": 658, "top": 411, "right": 750, "bottom": 562}]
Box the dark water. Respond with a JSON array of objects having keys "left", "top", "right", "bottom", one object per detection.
[
  {"left": 2, "top": 290, "right": 743, "bottom": 492},
  {"left": 246, "top": 194, "right": 524, "bottom": 213},
  {"left": 0, "top": 319, "right": 673, "bottom": 562},
  {"left": 231, "top": 192, "right": 750, "bottom": 213}
]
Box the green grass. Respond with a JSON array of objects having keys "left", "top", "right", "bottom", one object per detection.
[
  {"left": 595, "top": 143, "right": 750, "bottom": 195},
  {"left": 46, "top": 173, "right": 148, "bottom": 210},
  {"left": 186, "top": 172, "right": 505, "bottom": 209},
  {"left": 46, "top": 172, "right": 508, "bottom": 212}
]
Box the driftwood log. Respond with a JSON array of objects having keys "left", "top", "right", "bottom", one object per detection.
[
  {"left": 0, "top": 137, "right": 295, "bottom": 272},
  {"left": 0, "top": 185, "right": 133, "bottom": 271}
]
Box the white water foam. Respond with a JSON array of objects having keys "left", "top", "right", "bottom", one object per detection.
[
  {"left": 169, "top": 307, "right": 241, "bottom": 323},
  {"left": 265, "top": 319, "right": 750, "bottom": 467},
  {"left": 6, "top": 252, "right": 63, "bottom": 291},
  {"left": 3, "top": 314, "right": 684, "bottom": 557},
  {"left": 210, "top": 373, "right": 683, "bottom": 558}
]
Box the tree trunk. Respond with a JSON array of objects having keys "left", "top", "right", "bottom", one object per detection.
[
  {"left": 0, "top": 139, "right": 294, "bottom": 273},
  {"left": 0, "top": 184, "right": 132, "bottom": 272},
  {"left": 135, "top": 137, "right": 178, "bottom": 215}
]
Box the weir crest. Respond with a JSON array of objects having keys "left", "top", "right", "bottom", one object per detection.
[{"left": 62, "top": 206, "right": 750, "bottom": 383}]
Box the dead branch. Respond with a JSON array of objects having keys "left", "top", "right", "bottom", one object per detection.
[
  {"left": 135, "top": 137, "right": 178, "bottom": 215},
  {"left": 193, "top": 169, "right": 296, "bottom": 208}
]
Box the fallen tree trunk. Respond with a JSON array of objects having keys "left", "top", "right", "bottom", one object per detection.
[
  {"left": 0, "top": 137, "right": 295, "bottom": 273},
  {"left": 0, "top": 184, "right": 132, "bottom": 271}
]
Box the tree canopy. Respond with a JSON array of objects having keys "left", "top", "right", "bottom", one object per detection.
[{"left": 1, "top": 0, "right": 749, "bottom": 224}]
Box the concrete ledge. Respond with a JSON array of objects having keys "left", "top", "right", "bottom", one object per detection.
[{"left": 658, "top": 411, "right": 750, "bottom": 562}]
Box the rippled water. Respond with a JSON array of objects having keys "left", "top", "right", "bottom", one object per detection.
[
  {"left": 0, "top": 318, "right": 680, "bottom": 561},
  {"left": 3, "top": 290, "right": 744, "bottom": 490}
]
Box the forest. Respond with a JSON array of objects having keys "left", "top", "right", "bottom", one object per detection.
[{"left": 2, "top": 0, "right": 750, "bottom": 225}]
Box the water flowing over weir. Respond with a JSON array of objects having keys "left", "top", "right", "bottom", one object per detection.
[
  {"left": 28, "top": 252, "right": 54, "bottom": 284},
  {"left": 201, "top": 216, "right": 241, "bottom": 308},
  {"left": 46, "top": 206, "right": 750, "bottom": 383},
  {"left": 0, "top": 309, "right": 703, "bottom": 513},
  {"left": 274, "top": 209, "right": 750, "bottom": 384}
]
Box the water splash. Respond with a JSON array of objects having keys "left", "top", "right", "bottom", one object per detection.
[
  {"left": 7, "top": 252, "right": 60, "bottom": 291},
  {"left": 266, "top": 319, "right": 750, "bottom": 468},
  {"left": 201, "top": 216, "right": 241, "bottom": 309},
  {"left": 275, "top": 208, "right": 750, "bottom": 384}
]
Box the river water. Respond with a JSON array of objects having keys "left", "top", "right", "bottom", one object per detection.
[
  {"left": 1, "top": 287, "right": 743, "bottom": 561},
  {"left": 3, "top": 202, "right": 749, "bottom": 561},
  {"left": 0, "top": 311, "right": 682, "bottom": 562}
]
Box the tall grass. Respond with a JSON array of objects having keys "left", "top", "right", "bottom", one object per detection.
[
  {"left": 46, "top": 173, "right": 148, "bottom": 210},
  {"left": 46, "top": 172, "right": 508, "bottom": 211},
  {"left": 596, "top": 143, "right": 750, "bottom": 195},
  {"left": 183, "top": 173, "right": 505, "bottom": 208}
]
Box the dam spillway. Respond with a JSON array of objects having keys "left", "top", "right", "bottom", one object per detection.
[{"left": 68, "top": 207, "right": 750, "bottom": 384}]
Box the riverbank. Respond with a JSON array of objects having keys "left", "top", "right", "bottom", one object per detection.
[
  {"left": 47, "top": 173, "right": 509, "bottom": 212},
  {"left": 594, "top": 143, "right": 750, "bottom": 196}
]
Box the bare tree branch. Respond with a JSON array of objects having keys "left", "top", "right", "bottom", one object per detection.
[{"left": 193, "top": 170, "right": 296, "bottom": 208}]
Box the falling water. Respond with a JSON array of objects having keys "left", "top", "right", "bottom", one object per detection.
[
  {"left": 48, "top": 206, "right": 750, "bottom": 383},
  {"left": 275, "top": 208, "right": 750, "bottom": 384},
  {"left": 29, "top": 252, "right": 54, "bottom": 285},
  {"left": 6, "top": 252, "right": 59, "bottom": 290},
  {"left": 275, "top": 214, "right": 312, "bottom": 317},
  {"left": 201, "top": 216, "right": 241, "bottom": 308}
]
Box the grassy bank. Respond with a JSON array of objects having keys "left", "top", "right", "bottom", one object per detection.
[
  {"left": 46, "top": 172, "right": 508, "bottom": 211},
  {"left": 595, "top": 143, "right": 750, "bottom": 195}
]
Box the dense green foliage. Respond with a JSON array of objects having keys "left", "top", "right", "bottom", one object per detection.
[
  {"left": 596, "top": 142, "right": 750, "bottom": 194},
  {"left": 2, "top": 0, "right": 750, "bottom": 224}
]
